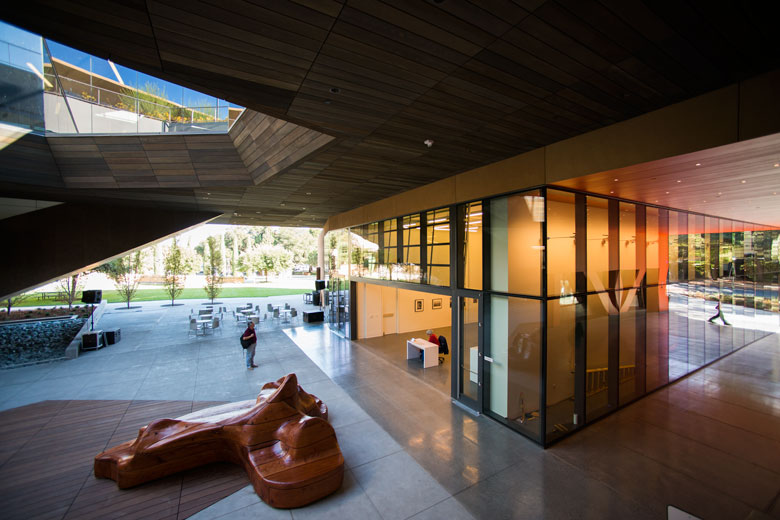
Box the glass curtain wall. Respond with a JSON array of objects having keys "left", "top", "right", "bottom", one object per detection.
[
  {"left": 349, "top": 208, "right": 451, "bottom": 286},
  {"left": 328, "top": 187, "right": 779, "bottom": 447},
  {"left": 541, "top": 188, "right": 779, "bottom": 445}
]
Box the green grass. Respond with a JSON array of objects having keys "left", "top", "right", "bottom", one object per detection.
[{"left": 16, "top": 287, "right": 310, "bottom": 307}]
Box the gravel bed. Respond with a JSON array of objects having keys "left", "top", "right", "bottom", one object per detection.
[{"left": 0, "top": 318, "right": 86, "bottom": 368}]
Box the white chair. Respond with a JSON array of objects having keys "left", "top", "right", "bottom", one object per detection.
[{"left": 189, "top": 318, "right": 204, "bottom": 337}]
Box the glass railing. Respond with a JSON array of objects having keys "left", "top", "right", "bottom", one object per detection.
[{"left": 0, "top": 20, "right": 243, "bottom": 136}]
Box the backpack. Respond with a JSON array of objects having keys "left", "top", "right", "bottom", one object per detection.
[
  {"left": 438, "top": 335, "right": 449, "bottom": 355},
  {"left": 240, "top": 333, "right": 252, "bottom": 349}
]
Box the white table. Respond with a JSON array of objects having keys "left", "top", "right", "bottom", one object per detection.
[{"left": 406, "top": 338, "right": 439, "bottom": 368}]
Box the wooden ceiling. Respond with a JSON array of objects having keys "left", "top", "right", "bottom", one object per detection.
[
  {"left": 553, "top": 132, "right": 780, "bottom": 227},
  {"left": 2, "top": 1, "right": 780, "bottom": 226}
]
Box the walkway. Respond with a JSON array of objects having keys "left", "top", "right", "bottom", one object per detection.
[{"left": 0, "top": 296, "right": 778, "bottom": 519}]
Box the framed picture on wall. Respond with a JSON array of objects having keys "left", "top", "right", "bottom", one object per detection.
[
  {"left": 432, "top": 298, "right": 442, "bottom": 310},
  {"left": 414, "top": 299, "right": 424, "bottom": 312}
]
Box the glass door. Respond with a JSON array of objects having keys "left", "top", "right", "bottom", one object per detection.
[{"left": 457, "top": 293, "right": 482, "bottom": 410}]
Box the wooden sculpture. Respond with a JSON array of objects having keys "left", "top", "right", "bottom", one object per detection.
[{"left": 94, "top": 373, "right": 344, "bottom": 508}]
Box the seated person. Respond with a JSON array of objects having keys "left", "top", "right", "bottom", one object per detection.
[{"left": 426, "top": 329, "right": 438, "bottom": 345}]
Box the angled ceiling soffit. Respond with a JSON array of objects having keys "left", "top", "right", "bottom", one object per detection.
[
  {"left": 228, "top": 110, "right": 336, "bottom": 185},
  {"left": 47, "top": 133, "right": 252, "bottom": 189}
]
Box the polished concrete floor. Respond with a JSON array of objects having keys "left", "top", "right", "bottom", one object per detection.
[
  {"left": 0, "top": 297, "right": 778, "bottom": 519},
  {"left": 355, "top": 326, "right": 452, "bottom": 396}
]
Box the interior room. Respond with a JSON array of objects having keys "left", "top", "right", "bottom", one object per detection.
[{"left": 355, "top": 284, "right": 451, "bottom": 394}]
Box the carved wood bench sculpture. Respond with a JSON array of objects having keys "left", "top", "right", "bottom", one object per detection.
[{"left": 94, "top": 373, "right": 344, "bottom": 508}]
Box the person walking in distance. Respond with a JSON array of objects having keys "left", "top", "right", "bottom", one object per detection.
[
  {"left": 241, "top": 321, "right": 259, "bottom": 369},
  {"left": 707, "top": 297, "right": 731, "bottom": 326}
]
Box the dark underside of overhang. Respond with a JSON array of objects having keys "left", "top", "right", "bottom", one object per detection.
[{"left": 2, "top": 1, "right": 780, "bottom": 226}]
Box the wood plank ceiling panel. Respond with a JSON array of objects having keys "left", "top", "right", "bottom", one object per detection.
[{"left": 2, "top": 1, "right": 780, "bottom": 226}]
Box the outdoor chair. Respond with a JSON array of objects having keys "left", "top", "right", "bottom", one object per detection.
[
  {"left": 284, "top": 303, "right": 290, "bottom": 310},
  {"left": 212, "top": 317, "right": 222, "bottom": 335},
  {"left": 290, "top": 308, "right": 298, "bottom": 324},
  {"left": 267, "top": 303, "right": 274, "bottom": 312},
  {"left": 189, "top": 319, "right": 203, "bottom": 337},
  {"left": 273, "top": 308, "right": 280, "bottom": 322},
  {"left": 236, "top": 312, "right": 247, "bottom": 326}
]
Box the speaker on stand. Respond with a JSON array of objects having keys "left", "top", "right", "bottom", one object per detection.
[{"left": 81, "top": 290, "right": 102, "bottom": 331}]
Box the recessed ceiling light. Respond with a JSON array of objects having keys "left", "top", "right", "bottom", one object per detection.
[
  {"left": 676, "top": 180, "right": 682, "bottom": 183},
  {"left": 280, "top": 203, "right": 286, "bottom": 206},
  {"left": 306, "top": 192, "right": 311, "bottom": 195},
  {"left": 665, "top": 191, "right": 670, "bottom": 194},
  {"left": 774, "top": 192, "right": 777, "bottom": 195},
  {"left": 703, "top": 200, "right": 706, "bottom": 203},
  {"left": 424, "top": 139, "right": 434, "bottom": 148},
  {"left": 256, "top": 211, "right": 261, "bottom": 214},
  {"left": 741, "top": 180, "right": 746, "bottom": 183},
  {"left": 329, "top": 87, "right": 340, "bottom": 94},
  {"left": 717, "top": 192, "right": 722, "bottom": 195},
  {"left": 610, "top": 190, "right": 614, "bottom": 194},
  {"left": 774, "top": 163, "right": 779, "bottom": 168},
  {"left": 695, "top": 163, "right": 701, "bottom": 166},
  {"left": 302, "top": 207, "right": 306, "bottom": 210},
  {"left": 654, "top": 200, "right": 659, "bottom": 203},
  {"left": 613, "top": 178, "right": 618, "bottom": 181}
]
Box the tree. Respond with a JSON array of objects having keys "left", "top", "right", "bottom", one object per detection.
[
  {"left": 203, "top": 236, "right": 223, "bottom": 303},
  {"left": 2, "top": 292, "right": 31, "bottom": 314},
  {"left": 99, "top": 251, "right": 144, "bottom": 309},
  {"left": 163, "top": 238, "right": 189, "bottom": 306},
  {"left": 58, "top": 273, "right": 84, "bottom": 310}
]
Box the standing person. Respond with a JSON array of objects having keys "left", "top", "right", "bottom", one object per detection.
[
  {"left": 241, "top": 321, "right": 259, "bottom": 369},
  {"left": 707, "top": 297, "right": 731, "bottom": 326}
]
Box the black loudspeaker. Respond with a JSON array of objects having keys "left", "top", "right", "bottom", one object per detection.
[
  {"left": 81, "top": 289, "right": 102, "bottom": 304},
  {"left": 315, "top": 280, "right": 326, "bottom": 291},
  {"left": 105, "top": 329, "right": 121, "bottom": 344},
  {"left": 312, "top": 291, "right": 321, "bottom": 306},
  {"left": 82, "top": 331, "right": 103, "bottom": 350}
]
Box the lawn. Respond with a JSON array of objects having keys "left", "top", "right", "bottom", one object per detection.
[{"left": 16, "top": 287, "right": 310, "bottom": 307}]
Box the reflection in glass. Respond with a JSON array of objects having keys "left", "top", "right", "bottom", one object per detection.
[
  {"left": 426, "top": 208, "right": 450, "bottom": 286},
  {"left": 546, "top": 298, "right": 578, "bottom": 440},
  {"left": 463, "top": 202, "right": 483, "bottom": 290},
  {"left": 587, "top": 196, "right": 609, "bottom": 292},
  {"left": 547, "top": 190, "right": 576, "bottom": 297},
  {"left": 488, "top": 296, "right": 541, "bottom": 441},
  {"left": 489, "top": 191, "right": 543, "bottom": 296},
  {"left": 620, "top": 202, "right": 638, "bottom": 289},
  {"left": 585, "top": 292, "right": 610, "bottom": 420},
  {"left": 460, "top": 296, "right": 480, "bottom": 402}
]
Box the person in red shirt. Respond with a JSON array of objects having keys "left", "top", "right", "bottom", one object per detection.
[
  {"left": 426, "top": 329, "right": 438, "bottom": 345},
  {"left": 242, "top": 321, "right": 258, "bottom": 369}
]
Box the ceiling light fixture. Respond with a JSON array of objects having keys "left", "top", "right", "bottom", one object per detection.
[
  {"left": 610, "top": 190, "right": 614, "bottom": 194},
  {"left": 665, "top": 191, "right": 670, "bottom": 194},
  {"left": 741, "top": 180, "right": 746, "bottom": 183},
  {"left": 613, "top": 178, "right": 618, "bottom": 181},
  {"left": 424, "top": 139, "right": 434, "bottom": 148},
  {"left": 676, "top": 180, "right": 682, "bottom": 183},
  {"left": 774, "top": 163, "right": 779, "bottom": 168},
  {"left": 695, "top": 163, "right": 701, "bottom": 166}
]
